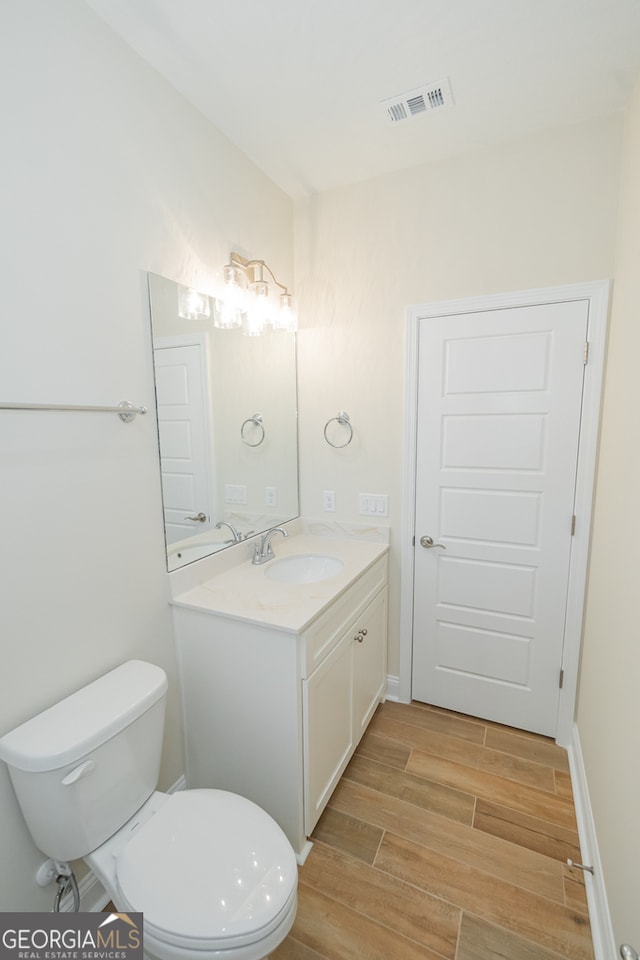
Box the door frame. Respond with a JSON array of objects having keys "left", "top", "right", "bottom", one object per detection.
[{"left": 399, "top": 280, "right": 610, "bottom": 746}]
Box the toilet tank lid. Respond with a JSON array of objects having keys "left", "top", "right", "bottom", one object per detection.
[{"left": 0, "top": 660, "right": 168, "bottom": 773}]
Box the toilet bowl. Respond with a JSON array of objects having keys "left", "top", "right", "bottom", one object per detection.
[
  {"left": 88, "top": 790, "right": 297, "bottom": 960},
  {"left": 0, "top": 661, "right": 297, "bottom": 960}
]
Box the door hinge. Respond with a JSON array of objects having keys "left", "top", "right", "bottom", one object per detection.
[
  {"left": 559, "top": 669, "right": 564, "bottom": 689},
  {"left": 583, "top": 341, "right": 590, "bottom": 365},
  {"left": 571, "top": 515, "right": 576, "bottom": 536},
  {"left": 412, "top": 535, "right": 415, "bottom": 547}
]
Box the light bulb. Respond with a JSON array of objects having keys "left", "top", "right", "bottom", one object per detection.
[
  {"left": 214, "top": 265, "right": 246, "bottom": 329},
  {"left": 275, "top": 293, "right": 298, "bottom": 332},
  {"left": 244, "top": 280, "right": 271, "bottom": 336},
  {"left": 178, "top": 286, "right": 210, "bottom": 320}
]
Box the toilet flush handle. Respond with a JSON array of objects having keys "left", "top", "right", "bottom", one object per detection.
[{"left": 61, "top": 759, "right": 96, "bottom": 786}]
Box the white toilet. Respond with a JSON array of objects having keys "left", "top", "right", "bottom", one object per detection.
[{"left": 0, "top": 660, "right": 298, "bottom": 960}]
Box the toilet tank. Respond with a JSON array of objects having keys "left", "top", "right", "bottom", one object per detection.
[{"left": 0, "top": 660, "right": 168, "bottom": 861}]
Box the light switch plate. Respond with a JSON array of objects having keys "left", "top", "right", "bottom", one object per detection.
[
  {"left": 225, "top": 484, "right": 247, "bottom": 504},
  {"left": 323, "top": 490, "right": 336, "bottom": 512},
  {"left": 359, "top": 493, "right": 388, "bottom": 516}
]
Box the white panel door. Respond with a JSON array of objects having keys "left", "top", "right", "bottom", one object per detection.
[
  {"left": 154, "top": 341, "right": 213, "bottom": 543},
  {"left": 411, "top": 300, "right": 588, "bottom": 735}
]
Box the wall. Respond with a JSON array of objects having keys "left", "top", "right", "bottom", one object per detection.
[
  {"left": 0, "top": 0, "right": 292, "bottom": 909},
  {"left": 577, "top": 75, "right": 640, "bottom": 950},
  {"left": 294, "top": 115, "right": 623, "bottom": 677},
  {"left": 0, "top": 0, "right": 634, "bottom": 938}
]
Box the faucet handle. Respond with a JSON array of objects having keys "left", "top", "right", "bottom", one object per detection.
[
  {"left": 215, "top": 520, "right": 242, "bottom": 542},
  {"left": 251, "top": 525, "right": 288, "bottom": 564}
]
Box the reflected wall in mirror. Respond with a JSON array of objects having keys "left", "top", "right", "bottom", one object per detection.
[{"left": 148, "top": 273, "right": 299, "bottom": 571}]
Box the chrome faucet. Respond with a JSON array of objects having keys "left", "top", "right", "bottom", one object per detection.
[
  {"left": 215, "top": 520, "right": 242, "bottom": 543},
  {"left": 252, "top": 526, "right": 288, "bottom": 565}
]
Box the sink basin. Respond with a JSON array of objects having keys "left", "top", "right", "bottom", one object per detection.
[{"left": 265, "top": 553, "right": 344, "bottom": 584}]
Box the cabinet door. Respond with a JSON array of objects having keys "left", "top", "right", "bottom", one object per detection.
[
  {"left": 304, "top": 634, "right": 353, "bottom": 833},
  {"left": 353, "top": 588, "right": 388, "bottom": 742}
]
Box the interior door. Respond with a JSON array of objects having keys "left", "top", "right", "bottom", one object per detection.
[
  {"left": 154, "top": 339, "right": 214, "bottom": 544},
  {"left": 411, "top": 300, "right": 588, "bottom": 736}
]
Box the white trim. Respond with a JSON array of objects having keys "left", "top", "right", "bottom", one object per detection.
[
  {"left": 568, "top": 725, "right": 617, "bottom": 960},
  {"left": 555, "top": 280, "right": 610, "bottom": 745},
  {"left": 399, "top": 315, "right": 420, "bottom": 703},
  {"left": 385, "top": 673, "right": 404, "bottom": 702},
  {"left": 400, "top": 281, "right": 610, "bottom": 740}
]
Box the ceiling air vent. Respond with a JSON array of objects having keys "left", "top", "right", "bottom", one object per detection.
[{"left": 381, "top": 78, "right": 454, "bottom": 123}]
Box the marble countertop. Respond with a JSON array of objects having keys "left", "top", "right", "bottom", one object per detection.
[{"left": 170, "top": 532, "right": 389, "bottom": 633}]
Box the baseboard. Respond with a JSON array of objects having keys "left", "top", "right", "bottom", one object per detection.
[
  {"left": 385, "top": 674, "right": 404, "bottom": 701},
  {"left": 59, "top": 775, "right": 187, "bottom": 912},
  {"left": 568, "top": 724, "right": 617, "bottom": 960}
]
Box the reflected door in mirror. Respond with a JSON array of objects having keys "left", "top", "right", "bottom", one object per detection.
[{"left": 154, "top": 336, "right": 214, "bottom": 544}]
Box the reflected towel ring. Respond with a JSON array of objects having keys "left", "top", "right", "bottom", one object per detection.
[
  {"left": 241, "top": 413, "right": 265, "bottom": 447},
  {"left": 324, "top": 411, "right": 353, "bottom": 448}
]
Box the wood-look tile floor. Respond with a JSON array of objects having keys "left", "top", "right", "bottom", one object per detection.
[{"left": 271, "top": 700, "right": 594, "bottom": 960}]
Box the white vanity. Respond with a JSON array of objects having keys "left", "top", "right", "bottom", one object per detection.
[{"left": 170, "top": 528, "right": 389, "bottom": 860}]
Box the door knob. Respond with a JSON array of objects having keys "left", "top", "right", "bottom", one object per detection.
[
  {"left": 420, "top": 535, "right": 446, "bottom": 550},
  {"left": 185, "top": 512, "right": 207, "bottom": 522}
]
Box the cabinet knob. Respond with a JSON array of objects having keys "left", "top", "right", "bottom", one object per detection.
[{"left": 354, "top": 630, "right": 366, "bottom": 643}]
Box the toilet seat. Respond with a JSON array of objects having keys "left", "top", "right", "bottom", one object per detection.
[{"left": 115, "top": 789, "right": 298, "bottom": 952}]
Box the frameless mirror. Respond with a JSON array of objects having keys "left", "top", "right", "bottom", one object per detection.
[{"left": 148, "top": 272, "right": 299, "bottom": 571}]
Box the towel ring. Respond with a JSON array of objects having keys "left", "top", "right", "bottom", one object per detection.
[
  {"left": 241, "top": 413, "right": 265, "bottom": 447},
  {"left": 324, "top": 411, "right": 353, "bottom": 448}
]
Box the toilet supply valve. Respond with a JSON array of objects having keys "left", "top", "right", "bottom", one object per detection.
[
  {"left": 36, "top": 859, "right": 72, "bottom": 886},
  {"left": 52, "top": 861, "right": 80, "bottom": 912},
  {"left": 36, "top": 859, "right": 58, "bottom": 886}
]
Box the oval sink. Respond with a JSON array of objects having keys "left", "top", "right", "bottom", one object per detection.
[{"left": 265, "top": 553, "right": 344, "bottom": 584}]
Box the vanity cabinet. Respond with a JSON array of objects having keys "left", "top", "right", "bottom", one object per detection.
[
  {"left": 304, "top": 588, "right": 387, "bottom": 833},
  {"left": 172, "top": 552, "right": 387, "bottom": 859}
]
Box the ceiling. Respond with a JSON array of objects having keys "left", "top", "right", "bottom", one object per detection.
[{"left": 85, "top": 0, "right": 640, "bottom": 198}]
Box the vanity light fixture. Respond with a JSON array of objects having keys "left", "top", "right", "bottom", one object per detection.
[
  {"left": 177, "top": 285, "right": 211, "bottom": 321},
  {"left": 216, "top": 252, "right": 298, "bottom": 336},
  {"left": 213, "top": 262, "right": 246, "bottom": 330}
]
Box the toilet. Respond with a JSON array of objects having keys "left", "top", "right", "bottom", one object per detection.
[{"left": 0, "top": 660, "right": 298, "bottom": 960}]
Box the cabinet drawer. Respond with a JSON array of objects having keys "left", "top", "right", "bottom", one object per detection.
[{"left": 301, "top": 554, "right": 388, "bottom": 678}]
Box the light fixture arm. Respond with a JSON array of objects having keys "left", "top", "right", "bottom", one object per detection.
[{"left": 229, "top": 251, "right": 290, "bottom": 295}]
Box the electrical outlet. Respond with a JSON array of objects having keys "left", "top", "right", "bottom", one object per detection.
[
  {"left": 265, "top": 486, "right": 277, "bottom": 507},
  {"left": 323, "top": 490, "right": 336, "bottom": 512}
]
